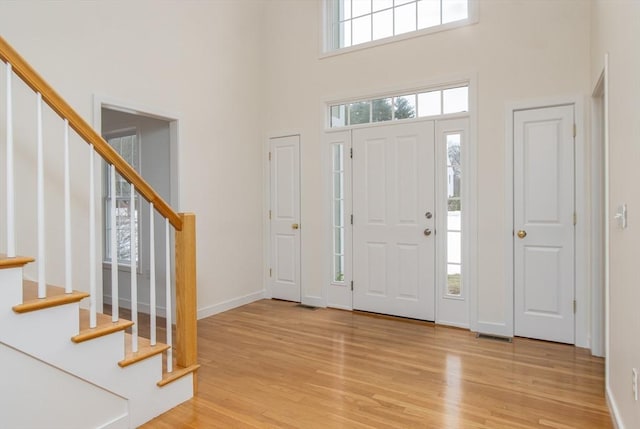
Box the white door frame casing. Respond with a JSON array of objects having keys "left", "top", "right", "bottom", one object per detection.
[
  {"left": 590, "top": 72, "right": 606, "bottom": 358},
  {"left": 503, "top": 95, "right": 590, "bottom": 348}
]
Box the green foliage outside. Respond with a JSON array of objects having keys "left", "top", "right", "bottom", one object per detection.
[
  {"left": 447, "top": 274, "right": 461, "bottom": 295},
  {"left": 349, "top": 97, "right": 415, "bottom": 125}
]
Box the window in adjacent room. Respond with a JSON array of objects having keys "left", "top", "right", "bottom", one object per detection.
[{"left": 103, "top": 131, "right": 140, "bottom": 266}]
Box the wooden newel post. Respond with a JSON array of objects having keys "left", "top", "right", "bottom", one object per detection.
[{"left": 175, "top": 212, "right": 197, "bottom": 388}]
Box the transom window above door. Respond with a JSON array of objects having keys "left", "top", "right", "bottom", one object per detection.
[
  {"left": 325, "top": 0, "right": 474, "bottom": 52},
  {"left": 329, "top": 85, "right": 468, "bottom": 128}
]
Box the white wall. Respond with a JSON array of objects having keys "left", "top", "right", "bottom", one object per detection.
[
  {"left": 0, "top": 0, "right": 267, "bottom": 316},
  {"left": 262, "top": 0, "right": 591, "bottom": 332},
  {"left": 591, "top": 1, "right": 640, "bottom": 427}
]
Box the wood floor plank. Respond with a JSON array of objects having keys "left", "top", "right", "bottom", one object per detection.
[{"left": 141, "top": 299, "right": 611, "bottom": 429}]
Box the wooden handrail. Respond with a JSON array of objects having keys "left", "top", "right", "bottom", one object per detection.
[{"left": 0, "top": 36, "right": 182, "bottom": 230}]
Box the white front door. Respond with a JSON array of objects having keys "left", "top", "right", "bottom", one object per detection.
[
  {"left": 270, "top": 135, "right": 301, "bottom": 302},
  {"left": 352, "top": 122, "right": 436, "bottom": 320},
  {"left": 514, "top": 105, "right": 575, "bottom": 344}
]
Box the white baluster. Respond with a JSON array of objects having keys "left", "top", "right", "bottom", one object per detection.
[
  {"left": 165, "top": 218, "right": 172, "bottom": 372},
  {"left": 149, "top": 203, "right": 156, "bottom": 346},
  {"left": 130, "top": 183, "right": 138, "bottom": 353},
  {"left": 89, "top": 145, "right": 96, "bottom": 328},
  {"left": 36, "top": 93, "right": 45, "bottom": 299},
  {"left": 5, "top": 63, "right": 15, "bottom": 258},
  {"left": 110, "top": 165, "right": 118, "bottom": 322},
  {"left": 64, "top": 120, "right": 72, "bottom": 294}
]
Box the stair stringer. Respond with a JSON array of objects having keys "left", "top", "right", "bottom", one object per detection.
[
  {"left": 0, "top": 342, "right": 129, "bottom": 429},
  {"left": 0, "top": 266, "right": 194, "bottom": 427}
]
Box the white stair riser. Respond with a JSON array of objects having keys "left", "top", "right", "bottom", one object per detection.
[
  {"left": 128, "top": 373, "right": 193, "bottom": 427},
  {"left": 0, "top": 267, "right": 25, "bottom": 304},
  {"left": 0, "top": 303, "right": 80, "bottom": 351}
]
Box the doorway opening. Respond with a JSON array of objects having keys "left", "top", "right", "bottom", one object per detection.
[{"left": 93, "top": 98, "right": 179, "bottom": 319}]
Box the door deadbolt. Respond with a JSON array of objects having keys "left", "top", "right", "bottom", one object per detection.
[
  {"left": 425, "top": 211, "right": 433, "bottom": 219},
  {"left": 292, "top": 223, "right": 299, "bottom": 230}
]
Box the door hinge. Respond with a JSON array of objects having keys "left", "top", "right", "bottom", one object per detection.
[
  {"left": 573, "top": 124, "right": 577, "bottom": 138},
  {"left": 268, "top": 151, "right": 272, "bottom": 161},
  {"left": 350, "top": 214, "right": 353, "bottom": 225},
  {"left": 350, "top": 280, "right": 354, "bottom": 291},
  {"left": 350, "top": 148, "right": 353, "bottom": 159},
  {"left": 269, "top": 268, "right": 272, "bottom": 277},
  {"left": 573, "top": 300, "right": 576, "bottom": 314},
  {"left": 269, "top": 210, "right": 272, "bottom": 220},
  {"left": 573, "top": 212, "right": 577, "bottom": 226}
]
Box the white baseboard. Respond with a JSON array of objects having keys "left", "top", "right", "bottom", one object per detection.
[
  {"left": 197, "top": 290, "right": 267, "bottom": 320},
  {"left": 606, "top": 385, "right": 624, "bottom": 429},
  {"left": 103, "top": 295, "right": 167, "bottom": 318}
]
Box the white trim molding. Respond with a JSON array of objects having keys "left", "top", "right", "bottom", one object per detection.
[
  {"left": 197, "top": 290, "right": 267, "bottom": 320},
  {"left": 606, "top": 385, "right": 624, "bottom": 429}
]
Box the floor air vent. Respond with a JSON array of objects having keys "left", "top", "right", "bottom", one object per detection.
[{"left": 476, "top": 333, "right": 513, "bottom": 343}]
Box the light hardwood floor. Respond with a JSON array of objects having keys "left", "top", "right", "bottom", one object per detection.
[{"left": 141, "top": 299, "right": 611, "bottom": 429}]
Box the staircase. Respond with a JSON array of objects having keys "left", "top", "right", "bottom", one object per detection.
[{"left": 0, "top": 36, "right": 198, "bottom": 428}]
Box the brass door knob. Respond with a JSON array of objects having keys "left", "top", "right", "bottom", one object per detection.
[
  {"left": 517, "top": 230, "right": 527, "bottom": 239},
  {"left": 292, "top": 223, "right": 299, "bottom": 230}
]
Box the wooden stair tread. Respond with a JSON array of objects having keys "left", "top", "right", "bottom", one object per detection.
[
  {"left": 119, "top": 334, "right": 170, "bottom": 367},
  {"left": 72, "top": 309, "right": 134, "bottom": 343},
  {"left": 157, "top": 363, "right": 200, "bottom": 387},
  {"left": 0, "top": 254, "right": 35, "bottom": 269},
  {"left": 13, "top": 280, "right": 89, "bottom": 313}
]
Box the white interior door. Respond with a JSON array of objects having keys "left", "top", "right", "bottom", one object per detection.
[
  {"left": 270, "top": 135, "right": 301, "bottom": 302},
  {"left": 352, "top": 122, "right": 435, "bottom": 320},
  {"left": 514, "top": 105, "right": 575, "bottom": 344}
]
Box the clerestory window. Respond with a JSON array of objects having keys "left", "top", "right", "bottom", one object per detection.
[{"left": 326, "top": 0, "right": 474, "bottom": 52}]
